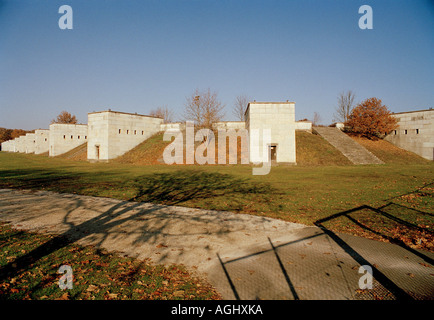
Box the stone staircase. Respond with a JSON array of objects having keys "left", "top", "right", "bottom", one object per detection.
[{"left": 313, "top": 127, "right": 383, "bottom": 165}]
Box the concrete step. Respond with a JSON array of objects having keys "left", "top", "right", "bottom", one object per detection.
[{"left": 313, "top": 127, "right": 383, "bottom": 165}]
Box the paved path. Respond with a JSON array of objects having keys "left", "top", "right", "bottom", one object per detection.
[{"left": 0, "top": 189, "right": 433, "bottom": 300}]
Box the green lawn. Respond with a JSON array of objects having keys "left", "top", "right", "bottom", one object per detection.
[{"left": 0, "top": 152, "right": 433, "bottom": 251}]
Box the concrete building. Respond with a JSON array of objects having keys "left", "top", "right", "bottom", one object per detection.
[
  {"left": 160, "top": 122, "right": 186, "bottom": 132},
  {"left": 24, "top": 133, "right": 36, "bottom": 153},
  {"left": 49, "top": 123, "right": 88, "bottom": 157},
  {"left": 87, "top": 110, "right": 163, "bottom": 161},
  {"left": 15, "top": 135, "right": 26, "bottom": 153},
  {"left": 1, "top": 102, "right": 301, "bottom": 164},
  {"left": 35, "top": 129, "right": 49, "bottom": 154},
  {"left": 212, "top": 121, "right": 246, "bottom": 131},
  {"left": 1, "top": 140, "right": 10, "bottom": 152},
  {"left": 295, "top": 120, "right": 312, "bottom": 132},
  {"left": 245, "top": 101, "right": 296, "bottom": 163},
  {"left": 385, "top": 109, "right": 434, "bottom": 160}
]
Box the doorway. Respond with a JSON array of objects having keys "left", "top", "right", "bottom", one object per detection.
[
  {"left": 269, "top": 145, "right": 277, "bottom": 162},
  {"left": 95, "top": 145, "right": 100, "bottom": 160}
]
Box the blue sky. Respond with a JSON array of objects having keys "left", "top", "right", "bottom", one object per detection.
[{"left": 0, "top": 0, "right": 433, "bottom": 130}]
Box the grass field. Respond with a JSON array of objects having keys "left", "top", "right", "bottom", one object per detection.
[{"left": 0, "top": 150, "right": 433, "bottom": 252}]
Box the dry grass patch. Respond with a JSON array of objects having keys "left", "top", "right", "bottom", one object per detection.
[
  {"left": 296, "top": 131, "right": 352, "bottom": 166},
  {"left": 349, "top": 135, "right": 429, "bottom": 164}
]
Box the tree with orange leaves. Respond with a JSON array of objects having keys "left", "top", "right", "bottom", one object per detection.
[
  {"left": 346, "top": 97, "right": 397, "bottom": 139},
  {"left": 51, "top": 111, "right": 78, "bottom": 124}
]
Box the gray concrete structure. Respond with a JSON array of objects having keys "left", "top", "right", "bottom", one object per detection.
[
  {"left": 2, "top": 102, "right": 304, "bottom": 164},
  {"left": 87, "top": 110, "right": 163, "bottom": 161},
  {"left": 24, "top": 133, "right": 36, "bottom": 154},
  {"left": 2, "top": 140, "right": 10, "bottom": 152},
  {"left": 15, "top": 135, "right": 26, "bottom": 153},
  {"left": 385, "top": 109, "right": 434, "bottom": 160},
  {"left": 295, "top": 120, "right": 312, "bottom": 132},
  {"left": 245, "top": 102, "right": 296, "bottom": 163},
  {"left": 160, "top": 122, "right": 185, "bottom": 132},
  {"left": 212, "top": 121, "right": 246, "bottom": 130},
  {"left": 49, "top": 123, "right": 88, "bottom": 157},
  {"left": 35, "top": 129, "right": 49, "bottom": 154}
]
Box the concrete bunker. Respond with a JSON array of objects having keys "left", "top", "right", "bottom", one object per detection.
[{"left": 87, "top": 110, "right": 163, "bottom": 161}]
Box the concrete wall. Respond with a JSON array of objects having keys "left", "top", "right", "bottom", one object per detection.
[
  {"left": 24, "top": 133, "right": 36, "bottom": 153},
  {"left": 9, "top": 139, "right": 16, "bottom": 152},
  {"left": 1, "top": 140, "right": 10, "bottom": 152},
  {"left": 246, "top": 102, "right": 296, "bottom": 163},
  {"left": 212, "top": 121, "right": 246, "bottom": 130},
  {"left": 160, "top": 122, "right": 186, "bottom": 132},
  {"left": 49, "top": 124, "right": 88, "bottom": 157},
  {"left": 35, "top": 129, "right": 49, "bottom": 154},
  {"left": 335, "top": 122, "right": 345, "bottom": 130},
  {"left": 15, "top": 135, "right": 26, "bottom": 153},
  {"left": 295, "top": 121, "right": 312, "bottom": 132},
  {"left": 87, "top": 111, "right": 163, "bottom": 161},
  {"left": 385, "top": 109, "right": 434, "bottom": 160}
]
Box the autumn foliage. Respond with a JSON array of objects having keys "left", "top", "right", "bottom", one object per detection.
[
  {"left": 346, "top": 97, "right": 397, "bottom": 139},
  {"left": 51, "top": 111, "right": 78, "bottom": 124},
  {"left": 0, "top": 128, "right": 31, "bottom": 144}
]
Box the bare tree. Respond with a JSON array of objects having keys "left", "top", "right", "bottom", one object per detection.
[
  {"left": 312, "top": 112, "right": 322, "bottom": 126},
  {"left": 334, "top": 90, "right": 355, "bottom": 123},
  {"left": 51, "top": 111, "right": 78, "bottom": 124},
  {"left": 233, "top": 94, "right": 250, "bottom": 121},
  {"left": 149, "top": 105, "right": 174, "bottom": 123},
  {"left": 183, "top": 88, "right": 225, "bottom": 128}
]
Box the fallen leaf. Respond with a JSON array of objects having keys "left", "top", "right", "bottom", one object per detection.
[
  {"left": 55, "top": 292, "right": 69, "bottom": 300},
  {"left": 86, "top": 285, "right": 98, "bottom": 292},
  {"left": 173, "top": 290, "right": 184, "bottom": 297},
  {"left": 419, "top": 263, "right": 432, "bottom": 268}
]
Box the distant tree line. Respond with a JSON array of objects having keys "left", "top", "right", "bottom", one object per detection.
[{"left": 0, "top": 128, "right": 33, "bottom": 144}]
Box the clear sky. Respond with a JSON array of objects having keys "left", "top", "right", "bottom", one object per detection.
[{"left": 0, "top": 0, "right": 433, "bottom": 130}]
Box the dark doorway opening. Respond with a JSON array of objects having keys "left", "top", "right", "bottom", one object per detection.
[{"left": 270, "top": 145, "right": 277, "bottom": 161}]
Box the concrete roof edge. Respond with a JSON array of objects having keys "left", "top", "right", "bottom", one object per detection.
[{"left": 87, "top": 110, "right": 163, "bottom": 119}]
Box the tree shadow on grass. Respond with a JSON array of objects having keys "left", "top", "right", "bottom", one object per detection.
[
  {"left": 0, "top": 168, "right": 91, "bottom": 191},
  {"left": 129, "top": 170, "right": 274, "bottom": 206}
]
